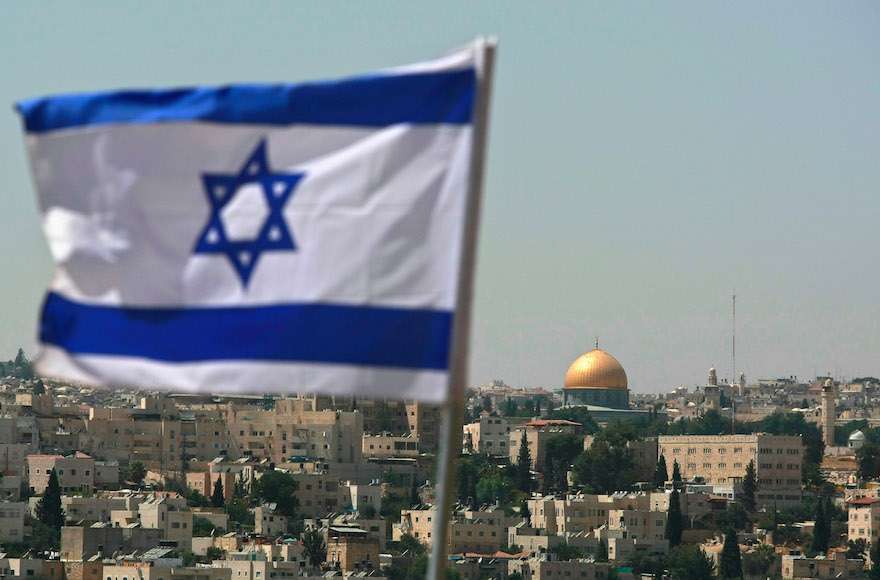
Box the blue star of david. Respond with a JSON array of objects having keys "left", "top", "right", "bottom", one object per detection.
[{"left": 193, "top": 140, "right": 304, "bottom": 287}]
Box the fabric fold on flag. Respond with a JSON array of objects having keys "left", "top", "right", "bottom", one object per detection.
[{"left": 18, "top": 43, "right": 481, "bottom": 402}]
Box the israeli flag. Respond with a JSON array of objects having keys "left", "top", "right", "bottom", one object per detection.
[{"left": 17, "top": 44, "right": 483, "bottom": 402}]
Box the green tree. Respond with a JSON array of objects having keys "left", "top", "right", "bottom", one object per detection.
[
  {"left": 397, "top": 533, "right": 426, "bottom": 556},
  {"left": 375, "top": 401, "right": 393, "bottom": 433},
  {"left": 226, "top": 498, "right": 254, "bottom": 527},
  {"left": 667, "top": 544, "right": 715, "bottom": 580},
  {"left": 515, "top": 431, "right": 532, "bottom": 493},
  {"left": 573, "top": 424, "right": 636, "bottom": 494},
  {"left": 193, "top": 516, "right": 223, "bottom": 537},
  {"left": 846, "top": 538, "right": 867, "bottom": 559},
  {"left": 870, "top": 539, "right": 880, "bottom": 580},
  {"left": 383, "top": 468, "right": 404, "bottom": 487},
  {"left": 35, "top": 469, "right": 65, "bottom": 529},
  {"left": 545, "top": 433, "right": 584, "bottom": 491},
  {"left": 360, "top": 503, "right": 377, "bottom": 519},
  {"left": 548, "top": 406, "right": 599, "bottom": 434},
  {"left": 187, "top": 489, "right": 213, "bottom": 508},
  {"left": 456, "top": 456, "right": 480, "bottom": 504},
  {"left": 520, "top": 498, "right": 530, "bottom": 521},
  {"left": 302, "top": 529, "right": 327, "bottom": 567},
  {"left": 597, "top": 539, "right": 608, "bottom": 562},
  {"left": 741, "top": 544, "right": 774, "bottom": 578},
  {"left": 548, "top": 542, "right": 585, "bottom": 561},
  {"left": 180, "top": 549, "right": 197, "bottom": 567},
  {"left": 475, "top": 474, "right": 513, "bottom": 506},
  {"left": 718, "top": 528, "right": 742, "bottom": 580},
  {"left": 409, "top": 554, "right": 428, "bottom": 578},
  {"left": 409, "top": 476, "right": 420, "bottom": 506},
  {"left": 206, "top": 547, "right": 227, "bottom": 561},
  {"left": 741, "top": 460, "right": 757, "bottom": 512},
  {"left": 665, "top": 488, "right": 683, "bottom": 547},
  {"left": 233, "top": 478, "right": 248, "bottom": 499},
  {"left": 672, "top": 459, "right": 682, "bottom": 487},
  {"left": 811, "top": 499, "right": 828, "bottom": 554},
  {"left": 211, "top": 476, "right": 225, "bottom": 508},
  {"left": 253, "top": 471, "right": 299, "bottom": 516},
  {"left": 857, "top": 443, "right": 880, "bottom": 481},
  {"left": 652, "top": 454, "right": 668, "bottom": 489},
  {"left": 127, "top": 462, "right": 147, "bottom": 485},
  {"left": 716, "top": 503, "right": 750, "bottom": 532}
]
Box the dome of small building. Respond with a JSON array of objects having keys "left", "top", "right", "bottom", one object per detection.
[
  {"left": 564, "top": 349, "right": 628, "bottom": 390},
  {"left": 849, "top": 430, "right": 867, "bottom": 450}
]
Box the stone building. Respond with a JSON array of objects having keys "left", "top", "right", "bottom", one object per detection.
[
  {"left": 657, "top": 434, "right": 803, "bottom": 489},
  {"left": 254, "top": 505, "right": 288, "bottom": 537},
  {"left": 781, "top": 551, "right": 864, "bottom": 579},
  {"left": 462, "top": 412, "right": 513, "bottom": 456},
  {"left": 326, "top": 527, "right": 379, "bottom": 573},
  {"left": 0, "top": 501, "right": 26, "bottom": 543},
  {"left": 847, "top": 497, "right": 880, "bottom": 541},
  {"left": 508, "top": 556, "right": 612, "bottom": 580},
  {"left": 27, "top": 452, "right": 96, "bottom": 494}
]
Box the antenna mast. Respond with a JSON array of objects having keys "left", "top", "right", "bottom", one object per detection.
[
  {"left": 732, "top": 293, "right": 736, "bottom": 388},
  {"left": 732, "top": 293, "right": 736, "bottom": 435}
]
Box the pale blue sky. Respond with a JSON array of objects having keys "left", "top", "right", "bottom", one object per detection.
[{"left": 1, "top": 2, "right": 878, "bottom": 393}]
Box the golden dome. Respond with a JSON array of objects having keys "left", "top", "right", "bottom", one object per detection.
[{"left": 564, "top": 348, "right": 628, "bottom": 390}]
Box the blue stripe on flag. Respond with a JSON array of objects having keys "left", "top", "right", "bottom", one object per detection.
[
  {"left": 40, "top": 292, "right": 453, "bottom": 370},
  {"left": 17, "top": 69, "right": 476, "bottom": 133}
]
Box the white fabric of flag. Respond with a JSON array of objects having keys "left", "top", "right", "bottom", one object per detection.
[{"left": 17, "top": 45, "right": 479, "bottom": 402}]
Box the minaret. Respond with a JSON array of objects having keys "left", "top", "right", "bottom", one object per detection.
[
  {"left": 705, "top": 368, "right": 720, "bottom": 410},
  {"left": 739, "top": 372, "right": 746, "bottom": 397},
  {"left": 822, "top": 378, "right": 835, "bottom": 447}
]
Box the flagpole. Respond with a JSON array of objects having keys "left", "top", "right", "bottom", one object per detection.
[{"left": 427, "top": 37, "right": 497, "bottom": 580}]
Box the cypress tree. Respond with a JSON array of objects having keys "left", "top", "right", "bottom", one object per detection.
[
  {"left": 410, "top": 476, "right": 420, "bottom": 506},
  {"left": 665, "top": 488, "right": 683, "bottom": 547},
  {"left": 520, "top": 498, "right": 530, "bottom": 521},
  {"left": 211, "top": 476, "right": 225, "bottom": 508},
  {"left": 653, "top": 455, "right": 669, "bottom": 489},
  {"left": 719, "top": 528, "right": 742, "bottom": 580},
  {"left": 36, "top": 468, "right": 65, "bottom": 529},
  {"left": 516, "top": 431, "right": 532, "bottom": 493},
  {"left": 741, "top": 460, "right": 757, "bottom": 512},
  {"left": 597, "top": 539, "right": 608, "bottom": 562},
  {"left": 672, "top": 459, "right": 682, "bottom": 488},
  {"left": 811, "top": 499, "right": 828, "bottom": 554},
  {"left": 869, "top": 539, "right": 880, "bottom": 580}
]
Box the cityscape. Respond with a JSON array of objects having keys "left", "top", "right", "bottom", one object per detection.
[
  {"left": 2, "top": 4, "right": 878, "bottom": 580},
  {"left": 0, "top": 346, "right": 878, "bottom": 579}
]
